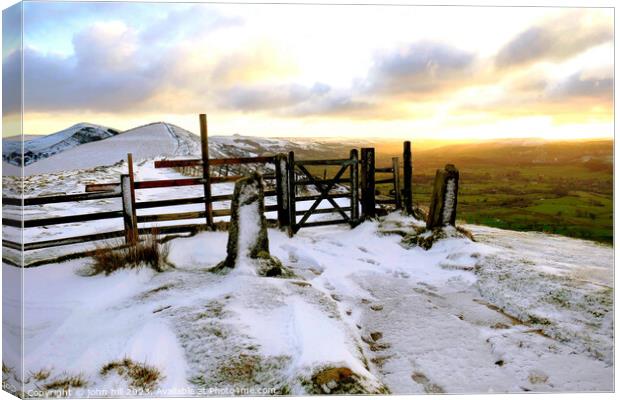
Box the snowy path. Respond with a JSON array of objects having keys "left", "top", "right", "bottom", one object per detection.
[{"left": 4, "top": 212, "right": 612, "bottom": 396}]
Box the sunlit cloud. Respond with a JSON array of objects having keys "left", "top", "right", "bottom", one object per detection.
[
  {"left": 2, "top": 2, "right": 613, "bottom": 140},
  {"left": 495, "top": 10, "right": 612, "bottom": 68}
]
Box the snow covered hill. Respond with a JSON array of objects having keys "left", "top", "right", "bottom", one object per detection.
[
  {"left": 2, "top": 123, "right": 120, "bottom": 166},
  {"left": 14, "top": 123, "right": 198, "bottom": 176},
  {"left": 2, "top": 121, "right": 363, "bottom": 177}
]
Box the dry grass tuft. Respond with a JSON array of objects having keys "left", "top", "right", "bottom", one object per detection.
[
  {"left": 216, "top": 354, "right": 259, "bottom": 384},
  {"left": 41, "top": 374, "right": 87, "bottom": 392},
  {"left": 2, "top": 362, "right": 12, "bottom": 389},
  {"left": 89, "top": 228, "right": 170, "bottom": 276},
  {"left": 100, "top": 358, "right": 162, "bottom": 392},
  {"left": 30, "top": 368, "right": 52, "bottom": 382}
]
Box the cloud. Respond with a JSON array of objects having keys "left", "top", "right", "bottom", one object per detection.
[
  {"left": 546, "top": 72, "right": 613, "bottom": 101},
  {"left": 495, "top": 11, "right": 612, "bottom": 68},
  {"left": 139, "top": 5, "right": 243, "bottom": 44},
  {"left": 23, "top": 28, "right": 162, "bottom": 113},
  {"left": 365, "top": 41, "right": 475, "bottom": 96},
  {"left": 217, "top": 81, "right": 376, "bottom": 118},
  {"left": 19, "top": 7, "right": 242, "bottom": 114},
  {"left": 218, "top": 83, "right": 321, "bottom": 111},
  {"left": 2, "top": 49, "right": 22, "bottom": 115}
]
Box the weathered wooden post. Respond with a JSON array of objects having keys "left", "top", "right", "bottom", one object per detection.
[
  {"left": 274, "top": 153, "right": 290, "bottom": 229},
  {"left": 200, "top": 114, "right": 214, "bottom": 229},
  {"left": 350, "top": 149, "right": 360, "bottom": 224},
  {"left": 426, "top": 164, "right": 460, "bottom": 229},
  {"left": 360, "top": 148, "right": 376, "bottom": 219},
  {"left": 121, "top": 174, "right": 138, "bottom": 245},
  {"left": 119, "top": 153, "right": 139, "bottom": 245},
  {"left": 392, "top": 157, "right": 402, "bottom": 209},
  {"left": 403, "top": 141, "right": 413, "bottom": 215},
  {"left": 287, "top": 151, "right": 297, "bottom": 237}
]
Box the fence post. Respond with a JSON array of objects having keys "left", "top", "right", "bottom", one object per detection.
[
  {"left": 200, "top": 114, "right": 214, "bottom": 229},
  {"left": 286, "top": 151, "right": 297, "bottom": 236},
  {"left": 403, "top": 141, "right": 413, "bottom": 215},
  {"left": 426, "top": 164, "right": 460, "bottom": 229},
  {"left": 392, "top": 157, "right": 402, "bottom": 209},
  {"left": 360, "top": 148, "right": 376, "bottom": 219},
  {"left": 274, "top": 153, "right": 290, "bottom": 229},
  {"left": 350, "top": 149, "right": 360, "bottom": 224},
  {"left": 126, "top": 153, "right": 138, "bottom": 244},
  {"left": 121, "top": 174, "right": 138, "bottom": 245}
]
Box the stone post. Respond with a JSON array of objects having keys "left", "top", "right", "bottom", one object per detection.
[
  {"left": 213, "top": 172, "right": 288, "bottom": 276},
  {"left": 426, "top": 164, "right": 459, "bottom": 230}
]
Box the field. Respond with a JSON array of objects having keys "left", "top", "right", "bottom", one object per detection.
[
  {"left": 308, "top": 139, "right": 613, "bottom": 244},
  {"left": 383, "top": 139, "right": 613, "bottom": 244}
]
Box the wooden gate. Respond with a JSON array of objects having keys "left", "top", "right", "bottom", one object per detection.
[{"left": 286, "top": 149, "right": 359, "bottom": 235}]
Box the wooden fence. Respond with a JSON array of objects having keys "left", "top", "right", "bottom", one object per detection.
[{"left": 2, "top": 114, "right": 414, "bottom": 264}]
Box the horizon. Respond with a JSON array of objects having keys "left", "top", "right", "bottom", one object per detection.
[
  {"left": 2, "top": 3, "right": 614, "bottom": 141},
  {"left": 5, "top": 119, "right": 613, "bottom": 152}
]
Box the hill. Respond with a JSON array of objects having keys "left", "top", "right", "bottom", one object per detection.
[{"left": 2, "top": 123, "right": 120, "bottom": 166}]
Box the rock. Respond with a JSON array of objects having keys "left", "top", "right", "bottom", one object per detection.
[
  {"left": 426, "top": 164, "right": 459, "bottom": 230},
  {"left": 308, "top": 366, "right": 389, "bottom": 394},
  {"left": 401, "top": 225, "right": 473, "bottom": 250},
  {"left": 211, "top": 173, "right": 290, "bottom": 277},
  {"left": 313, "top": 367, "right": 354, "bottom": 393}
]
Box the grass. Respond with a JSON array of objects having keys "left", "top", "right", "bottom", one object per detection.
[
  {"left": 41, "top": 373, "right": 87, "bottom": 392},
  {"left": 100, "top": 358, "right": 162, "bottom": 392},
  {"left": 292, "top": 139, "right": 612, "bottom": 243},
  {"left": 88, "top": 228, "right": 170, "bottom": 275},
  {"left": 398, "top": 163, "right": 610, "bottom": 243},
  {"left": 2, "top": 362, "right": 12, "bottom": 389},
  {"left": 29, "top": 368, "right": 52, "bottom": 382}
]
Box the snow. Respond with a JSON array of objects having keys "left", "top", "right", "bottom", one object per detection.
[
  {"left": 235, "top": 202, "right": 261, "bottom": 276},
  {"left": 19, "top": 123, "right": 196, "bottom": 176},
  {"left": 2, "top": 122, "right": 614, "bottom": 395},
  {"left": 3, "top": 123, "right": 119, "bottom": 166},
  {"left": 442, "top": 178, "right": 456, "bottom": 225},
  {"left": 5, "top": 210, "right": 613, "bottom": 396}
]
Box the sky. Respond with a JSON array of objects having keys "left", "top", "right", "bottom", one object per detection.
[{"left": 1, "top": 1, "right": 615, "bottom": 141}]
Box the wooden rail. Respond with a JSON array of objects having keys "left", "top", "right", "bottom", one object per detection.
[{"left": 154, "top": 156, "right": 275, "bottom": 168}]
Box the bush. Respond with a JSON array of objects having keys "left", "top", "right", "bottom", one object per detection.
[{"left": 89, "top": 228, "right": 170, "bottom": 275}]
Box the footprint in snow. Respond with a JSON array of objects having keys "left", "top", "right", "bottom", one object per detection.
[
  {"left": 411, "top": 372, "right": 445, "bottom": 394},
  {"left": 358, "top": 257, "right": 379, "bottom": 265}
]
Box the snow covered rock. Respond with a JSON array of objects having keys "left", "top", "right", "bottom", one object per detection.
[
  {"left": 400, "top": 226, "right": 474, "bottom": 250},
  {"left": 212, "top": 173, "right": 288, "bottom": 276},
  {"left": 426, "top": 164, "right": 459, "bottom": 229}
]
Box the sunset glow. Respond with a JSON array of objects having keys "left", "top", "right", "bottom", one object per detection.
[{"left": 3, "top": 2, "right": 614, "bottom": 140}]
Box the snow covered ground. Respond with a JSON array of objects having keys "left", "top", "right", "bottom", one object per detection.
[
  {"left": 2, "top": 122, "right": 614, "bottom": 396},
  {"left": 2, "top": 211, "right": 613, "bottom": 396}
]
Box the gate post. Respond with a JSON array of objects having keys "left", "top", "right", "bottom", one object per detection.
[
  {"left": 121, "top": 174, "right": 138, "bottom": 245},
  {"left": 274, "top": 153, "right": 290, "bottom": 229},
  {"left": 403, "top": 141, "right": 413, "bottom": 215},
  {"left": 392, "top": 157, "right": 402, "bottom": 209},
  {"left": 350, "top": 149, "right": 360, "bottom": 224},
  {"left": 200, "top": 113, "right": 214, "bottom": 230},
  {"left": 426, "top": 164, "right": 460, "bottom": 229},
  {"left": 287, "top": 151, "right": 297, "bottom": 237},
  {"left": 360, "top": 148, "right": 376, "bottom": 219}
]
